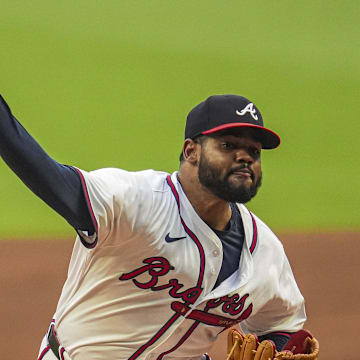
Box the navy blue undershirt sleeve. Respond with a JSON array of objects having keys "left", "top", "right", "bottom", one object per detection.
[{"left": 0, "top": 95, "right": 94, "bottom": 233}]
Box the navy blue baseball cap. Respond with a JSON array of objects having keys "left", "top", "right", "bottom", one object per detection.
[{"left": 185, "top": 95, "right": 280, "bottom": 149}]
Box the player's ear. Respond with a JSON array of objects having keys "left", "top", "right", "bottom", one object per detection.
[{"left": 182, "top": 138, "right": 199, "bottom": 165}]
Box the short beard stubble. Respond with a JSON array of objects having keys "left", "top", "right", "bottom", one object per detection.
[{"left": 197, "top": 152, "right": 262, "bottom": 204}]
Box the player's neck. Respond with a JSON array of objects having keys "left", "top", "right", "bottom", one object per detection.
[{"left": 178, "top": 167, "right": 231, "bottom": 231}]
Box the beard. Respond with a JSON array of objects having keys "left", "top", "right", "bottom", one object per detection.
[{"left": 197, "top": 153, "right": 262, "bottom": 204}]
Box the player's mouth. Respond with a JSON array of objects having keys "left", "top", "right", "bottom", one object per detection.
[{"left": 229, "top": 167, "right": 254, "bottom": 181}]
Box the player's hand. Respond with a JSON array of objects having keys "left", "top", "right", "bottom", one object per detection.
[{"left": 227, "top": 329, "right": 319, "bottom": 360}]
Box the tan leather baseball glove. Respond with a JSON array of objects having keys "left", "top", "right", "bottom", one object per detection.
[{"left": 227, "top": 329, "right": 319, "bottom": 360}]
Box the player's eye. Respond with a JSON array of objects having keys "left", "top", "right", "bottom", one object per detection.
[
  {"left": 251, "top": 148, "right": 261, "bottom": 158},
  {"left": 221, "top": 142, "right": 234, "bottom": 150}
]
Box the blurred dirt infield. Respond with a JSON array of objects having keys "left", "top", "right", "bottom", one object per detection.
[{"left": 1, "top": 232, "right": 359, "bottom": 360}]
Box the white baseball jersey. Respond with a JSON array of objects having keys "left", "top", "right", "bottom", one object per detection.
[{"left": 40, "top": 169, "right": 306, "bottom": 360}]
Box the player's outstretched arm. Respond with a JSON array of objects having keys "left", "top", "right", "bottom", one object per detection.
[{"left": 0, "top": 94, "right": 94, "bottom": 234}]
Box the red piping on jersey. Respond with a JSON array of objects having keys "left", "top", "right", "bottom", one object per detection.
[
  {"left": 248, "top": 210, "right": 258, "bottom": 254},
  {"left": 167, "top": 175, "right": 180, "bottom": 208},
  {"left": 166, "top": 175, "right": 206, "bottom": 287},
  {"left": 72, "top": 167, "right": 98, "bottom": 232},
  {"left": 181, "top": 218, "right": 205, "bottom": 286},
  {"left": 171, "top": 301, "right": 252, "bottom": 327},
  {"left": 156, "top": 321, "right": 201, "bottom": 360},
  {"left": 37, "top": 345, "right": 51, "bottom": 360},
  {"left": 71, "top": 167, "right": 98, "bottom": 248},
  {"left": 156, "top": 300, "right": 231, "bottom": 360},
  {"left": 60, "top": 347, "right": 66, "bottom": 360},
  {"left": 128, "top": 313, "right": 181, "bottom": 360}
]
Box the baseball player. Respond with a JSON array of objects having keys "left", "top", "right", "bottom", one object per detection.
[{"left": 0, "top": 94, "right": 318, "bottom": 360}]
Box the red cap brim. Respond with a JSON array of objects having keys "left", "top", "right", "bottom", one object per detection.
[{"left": 202, "top": 123, "right": 280, "bottom": 149}]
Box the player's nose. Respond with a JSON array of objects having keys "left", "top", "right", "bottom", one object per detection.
[{"left": 234, "top": 149, "right": 253, "bottom": 164}]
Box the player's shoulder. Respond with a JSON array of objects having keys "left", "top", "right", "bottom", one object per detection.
[
  {"left": 133, "top": 169, "right": 171, "bottom": 193},
  {"left": 80, "top": 167, "right": 170, "bottom": 192}
]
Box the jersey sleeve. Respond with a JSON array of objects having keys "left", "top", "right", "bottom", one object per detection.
[
  {"left": 74, "top": 167, "right": 154, "bottom": 248},
  {"left": 240, "top": 253, "right": 306, "bottom": 336}
]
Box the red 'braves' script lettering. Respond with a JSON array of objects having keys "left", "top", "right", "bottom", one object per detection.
[
  {"left": 119, "top": 257, "right": 174, "bottom": 289},
  {"left": 119, "top": 257, "right": 202, "bottom": 304},
  {"left": 152, "top": 279, "right": 202, "bottom": 304},
  {"left": 120, "top": 256, "right": 253, "bottom": 326},
  {"left": 206, "top": 294, "right": 250, "bottom": 316}
]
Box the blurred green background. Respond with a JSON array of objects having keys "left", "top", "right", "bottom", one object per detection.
[{"left": 0, "top": 1, "right": 359, "bottom": 238}]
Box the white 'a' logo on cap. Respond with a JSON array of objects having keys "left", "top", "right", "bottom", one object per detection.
[{"left": 236, "top": 103, "right": 258, "bottom": 121}]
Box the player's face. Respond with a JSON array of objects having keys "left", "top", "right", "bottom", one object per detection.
[{"left": 197, "top": 132, "right": 262, "bottom": 203}]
